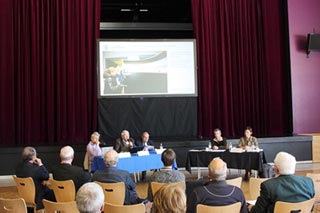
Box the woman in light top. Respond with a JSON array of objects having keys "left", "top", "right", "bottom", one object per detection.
[
  {"left": 86, "top": 132, "right": 102, "bottom": 172},
  {"left": 238, "top": 126, "right": 258, "bottom": 180},
  {"left": 210, "top": 128, "right": 227, "bottom": 150},
  {"left": 238, "top": 126, "right": 258, "bottom": 150}
]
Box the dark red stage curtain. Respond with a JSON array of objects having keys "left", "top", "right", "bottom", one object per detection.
[
  {"left": 192, "top": 0, "right": 291, "bottom": 137},
  {"left": 0, "top": 0, "right": 100, "bottom": 145}
]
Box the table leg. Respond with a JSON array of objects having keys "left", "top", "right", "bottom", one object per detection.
[{"left": 133, "top": 173, "right": 137, "bottom": 182}]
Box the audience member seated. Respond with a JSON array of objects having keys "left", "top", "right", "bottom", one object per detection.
[
  {"left": 211, "top": 128, "right": 227, "bottom": 150},
  {"left": 135, "top": 131, "right": 154, "bottom": 180},
  {"left": 15, "top": 146, "right": 56, "bottom": 210},
  {"left": 114, "top": 130, "right": 135, "bottom": 153},
  {"left": 76, "top": 182, "right": 104, "bottom": 213},
  {"left": 248, "top": 152, "right": 315, "bottom": 213},
  {"left": 153, "top": 184, "right": 186, "bottom": 213},
  {"left": 187, "top": 157, "right": 247, "bottom": 213},
  {"left": 148, "top": 149, "right": 185, "bottom": 200},
  {"left": 52, "top": 146, "right": 91, "bottom": 191},
  {"left": 238, "top": 126, "right": 258, "bottom": 180},
  {"left": 92, "top": 150, "right": 147, "bottom": 205},
  {"left": 86, "top": 132, "right": 102, "bottom": 171}
]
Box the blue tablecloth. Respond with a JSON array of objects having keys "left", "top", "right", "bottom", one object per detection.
[{"left": 91, "top": 153, "right": 177, "bottom": 173}]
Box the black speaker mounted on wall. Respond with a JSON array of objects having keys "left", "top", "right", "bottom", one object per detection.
[{"left": 307, "top": 33, "right": 320, "bottom": 56}]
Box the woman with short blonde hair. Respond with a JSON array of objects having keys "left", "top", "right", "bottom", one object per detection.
[{"left": 153, "top": 184, "right": 186, "bottom": 213}]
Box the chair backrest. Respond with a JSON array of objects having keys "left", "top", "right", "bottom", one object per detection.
[
  {"left": 94, "top": 181, "right": 126, "bottom": 205},
  {"left": 306, "top": 173, "right": 320, "bottom": 181},
  {"left": 83, "top": 152, "right": 89, "bottom": 170},
  {"left": 49, "top": 178, "right": 76, "bottom": 202},
  {"left": 0, "top": 197, "right": 27, "bottom": 213},
  {"left": 12, "top": 176, "right": 36, "bottom": 206},
  {"left": 197, "top": 202, "right": 242, "bottom": 213},
  {"left": 249, "top": 177, "right": 269, "bottom": 200},
  {"left": 226, "top": 177, "right": 243, "bottom": 188},
  {"left": 104, "top": 202, "right": 145, "bottom": 213},
  {"left": 150, "top": 181, "right": 185, "bottom": 196},
  {"left": 306, "top": 173, "right": 320, "bottom": 202},
  {"left": 42, "top": 199, "right": 79, "bottom": 213},
  {"left": 274, "top": 198, "right": 315, "bottom": 213}
]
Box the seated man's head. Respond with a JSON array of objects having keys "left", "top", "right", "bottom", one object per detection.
[
  {"left": 60, "top": 146, "right": 74, "bottom": 164},
  {"left": 104, "top": 150, "right": 119, "bottom": 168},
  {"left": 161, "top": 149, "right": 176, "bottom": 167},
  {"left": 121, "top": 130, "right": 130, "bottom": 141},
  {"left": 22, "top": 146, "right": 37, "bottom": 162},
  {"left": 141, "top": 132, "right": 150, "bottom": 143},
  {"left": 90, "top": 132, "right": 100, "bottom": 144},
  {"left": 153, "top": 184, "right": 186, "bottom": 213},
  {"left": 208, "top": 157, "right": 227, "bottom": 181},
  {"left": 76, "top": 182, "right": 104, "bottom": 213},
  {"left": 274, "top": 152, "right": 296, "bottom": 175}
]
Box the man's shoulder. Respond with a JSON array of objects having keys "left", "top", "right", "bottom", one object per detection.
[
  {"left": 172, "top": 170, "right": 186, "bottom": 179},
  {"left": 116, "top": 168, "right": 130, "bottom": 176}
]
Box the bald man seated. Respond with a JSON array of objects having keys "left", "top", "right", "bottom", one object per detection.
[
  {"left": 52, "top": 146, "right": 91, "bottom": 191},
  {"left": 92, "top": 150, "right": 148, "bottom": 205},
  {"left": 248, "top": 152, "right": 315, "bottom": 213},
  {"left": 187, "top": 157, "right": 247, "bottom": 213}
]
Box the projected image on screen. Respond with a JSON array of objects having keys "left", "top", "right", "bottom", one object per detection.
[{"left": 98, "top": 40, "right": 197, "bottom": 97}]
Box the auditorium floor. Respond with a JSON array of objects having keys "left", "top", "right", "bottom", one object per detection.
[{"left": 1, "top": 162, "right": 319, "bottom": 201}]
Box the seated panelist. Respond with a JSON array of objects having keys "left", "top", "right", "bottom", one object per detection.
[
  {"left": 114, "top": 130, "right": 135, "bottom": 153},
  {"left": 210, "top": 128, "right": 227, "bottom": 150},
  {"left": 135, "top": 132, "right": 154, "bottom": 148},
  {"left": 238, "top": 126, "right": 258, "bottom": 150}
]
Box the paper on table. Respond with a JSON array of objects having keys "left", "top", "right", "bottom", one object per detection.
[
  {"left": 247, "top": 200, "right": 256, "bottom": 205},
  {"left": 229, "top": 148, "right": 245, "bottom": 153},
  {"left": 207, "top": 149, "right": 226, "bottom": 152}
]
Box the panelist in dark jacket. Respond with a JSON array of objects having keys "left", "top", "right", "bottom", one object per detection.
[
  {"left": 135, "top": 132, "right": 153, "bottom": 147},
  {"left": 114, "top": 130, "right": 135, "bottom": 153},
  {"left": 135, "top": 132, "right": 154, "bottom": 180},
  {"left": 92, "top": 150, "right": 147, "bottom": 205},
  {"left": 52, "top": 146, "right": 91, "bottom": 191},
  {"left": 15, "top": 147, "right": 56, "bottom": 210},
  {"left": 249, "top": 152, "right": 315, "bottom": 213},
  {"left": 210, "top": 128, "right": 227, "bottom": 150},
  {"left": 187, "top": 157, "right": 247, "bottom": 213}
]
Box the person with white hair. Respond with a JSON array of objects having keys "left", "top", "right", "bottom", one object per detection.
[
  {"left": 52, "top": 146, "right": 91, "bottom": 190},
  {"left": 114, "top": 129, "right": 135, "bottom": 153},
  {"left": 248, "top": 152, "right": 315, "bottom": 213},
  {"left": 76, "top": 182, "right": 104, "bottom": 213},
  {"left": 86, "top": 132, "right": 102, "bottom": 171},
  {"left": 92, "top": 150, "right": 148, "bottom": 205},
  {"left": 187, "top": 157, "right": 247, "bottom": 213}
]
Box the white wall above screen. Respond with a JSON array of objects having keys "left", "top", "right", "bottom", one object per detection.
[{"left": 97, "top": 39, "right": 197, "bottom": 98}]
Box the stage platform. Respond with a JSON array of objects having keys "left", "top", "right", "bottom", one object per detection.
[{"left": 0, "top": 135, "right": 312, "bottom": 175}]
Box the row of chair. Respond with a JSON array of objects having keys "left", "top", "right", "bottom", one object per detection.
[
  {"left": 8, "top": 174, "right": 320, "bottom": 212},
  {"left": 0, "top": 197, "right": 317, "bottom": 213}
]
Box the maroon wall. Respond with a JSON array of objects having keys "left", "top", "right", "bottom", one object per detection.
[{"left": 288, "top": 0, "right": 320, "bottom": 134}]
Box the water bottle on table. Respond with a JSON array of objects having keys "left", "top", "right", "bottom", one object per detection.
[
  {"left": 160, "top": 143, "right": 163, "bottom": 149},
  {"left": 229, "top": 142, "right": 233, "bottom": 151}
]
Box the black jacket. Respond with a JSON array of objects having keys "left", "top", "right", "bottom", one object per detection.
[
  {"left": 52, "top": 163, "right": 91, "bottom": 191},
  {"left": 15, "top": 162, "right": 55, "bottom": 209}
]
